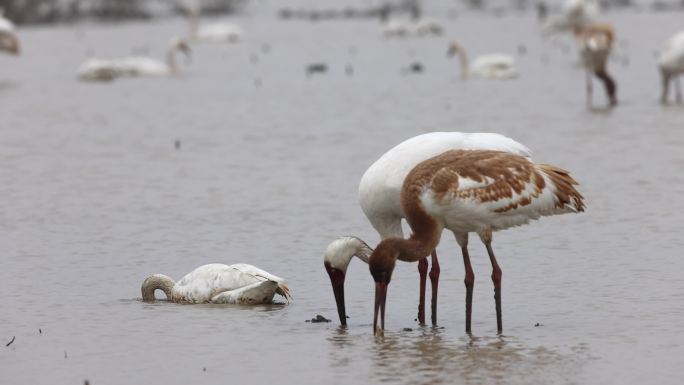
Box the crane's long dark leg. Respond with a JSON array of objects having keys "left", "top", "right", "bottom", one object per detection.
[
  {"left": 676, "top": 76, "right": 682, "bottom": 103},
  {"left": 484, "top": 240, "right": 503, "bottom": 334},
  {"left": 429, "top": 250, "right": 440, "bottom": 326},
  {"left": 462, "top": 245, "right": 474, "bottom": 333},
  {"left": 456, "top": 233, "right": 474, "bottom": 333},
  {"left": 660, "top": 72, "right": 670, "bottom": 104},
  {"left": 586, "top": 71, "right": 593, "bottom": 108},
  {"left": 417, "top": 257, "right": 427, "bottom": 325}
]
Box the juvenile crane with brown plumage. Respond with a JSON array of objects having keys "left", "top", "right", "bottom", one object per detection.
[
  {"left": 577, "top": 23, "right": 617, "bottom": 107},
  {"left": 369, "top": 149, "right": 584, "bottom": 335}
]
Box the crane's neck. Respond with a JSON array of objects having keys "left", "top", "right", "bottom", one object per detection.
[
  {"left": 141, "top": 274, "right": 175, "bottom": 301},
  {"left": 377, "top": 213, "right": 441, "bottom": 264},
  {"left": 324, "top": 236, "right": 373, "bottom": 272}
]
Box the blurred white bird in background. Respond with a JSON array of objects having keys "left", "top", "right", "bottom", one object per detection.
[
  {"left": 658, "top": 30, "right": 684, "bottom": 103},
  {"left": 0, "top": 10, "right": 20, "bottom": 55},
  {"left": 447, "top": 40, "right": 518, "bottom": 80},
  {"left": 181, "top": 1, "right": 244, "bottom": 43},
  {"left": 78, "top": 37, "right": 191, "bottom": 81}
]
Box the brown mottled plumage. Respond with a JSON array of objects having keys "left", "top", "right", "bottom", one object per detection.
[{"left": 370, "top": 149, "right": 584, "bottom": 335}]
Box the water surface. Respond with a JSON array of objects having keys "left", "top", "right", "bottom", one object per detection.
[{"left": 2, "top": 3, "right": 684, "bottom": 385}]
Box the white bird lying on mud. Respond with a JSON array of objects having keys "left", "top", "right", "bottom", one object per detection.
[
  {"left": 77, "top": 37, "right": 191, "bottom": 81},
  {"left": 447, "top": 40, "right": 518, "bottom": 80},
  {"left": 0, "top": 11, "right": 20, "bottom": 55},
  {"left": 141, "top": 263, "right": 291, "bottom": 304}
]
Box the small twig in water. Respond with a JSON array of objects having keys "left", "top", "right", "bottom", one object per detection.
[{"left": 6, "top": 336, "right": 15, "bottom": 347}]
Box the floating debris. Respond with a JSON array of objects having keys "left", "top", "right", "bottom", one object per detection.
[
  {"left": 6, "top": 336, "right": 15, "bottom": 347},
  {"left": 402, "top": 62, "right": 424, "bottom": 75},
  {"left": 409, "top": 62, "right": 423, "bottom": 73},
  {"left": 64, "top": 350, "right": 68, "bottom": 359},
  {"left": 345, "top": 64, "right": 354, "bottom": 76},
  {"left": 306, "top": 315, "right": 331, "bottom": 323},
  {"left": 402, "top": 328, "right": 413, "bottom": 332},
  {"left": 39, "top": 329, "right": 42, "bottom": 335},
  {"left": 174, "top": 139, "right": 181, "bottom": 150},
  {"left": 306, "top": 63, "right": 328, "bottom": 77},
  {"left": 534, "top": 322, "right": 543, "bottom": 327}
]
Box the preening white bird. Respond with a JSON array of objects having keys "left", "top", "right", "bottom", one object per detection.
[
  {"left": 658, "top": 30, "right": 684, "bottom": 103},
  {"left": 369, "top": 149, "right": 585, "bottom": 336},
  {"left": 447, "top": 40, "right": 518, "bottom": 80},
  {"left": 184, "top": 5, "right": 243, "bottom": 43},
  {"left": 577, "top": 23, "right": 617, "bottom": 107},
  {"left": 324, "top": 132, "right": 532, "bottom": 329},
  {"left": 141, "top": 263, "right": 291, "bottom": 304},
  {"left": 542, "top": 0, "right": 599, "bottom": 34},
  {"left": 0, "top": 12, "right": 20, "bottom": 55},
  {"left": 78, "top": 37, "right": 191, "bottom": 81}
]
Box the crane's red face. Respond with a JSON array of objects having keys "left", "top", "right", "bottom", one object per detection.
[
  {"left": 324, "top": 261, "right": 347, "bottom": 326},
  {"left": 369, "top": 244, "right": 397, "bottom": 336}
]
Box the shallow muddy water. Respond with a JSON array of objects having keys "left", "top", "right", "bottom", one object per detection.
[{"left": 2, "top": 2, "right": 684, "bottom": 385}]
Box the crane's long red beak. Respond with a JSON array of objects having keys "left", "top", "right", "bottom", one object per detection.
[
  {"left": 325, "top": 264, "right": 347, "bottom": 326},
  {"left": 374, "top": 282, "right": 388, "bottom": 336}
]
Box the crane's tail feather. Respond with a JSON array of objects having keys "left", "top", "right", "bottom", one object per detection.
[
  {"left": 539, "top": 164, "right": 586, "bottom": 213},
  {"left": 276, "top": 282, "right": 292, "bottom": 303}
]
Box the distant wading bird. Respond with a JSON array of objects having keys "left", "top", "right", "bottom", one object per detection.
[
  {"left": 324, "top": 132, "right": 532, "bottom": 328},
  {"left": 658, "top": 30, "right": 684, "bottom": 103},
  {"left": 382, "top": 18, "right": 444, "bottom": 38},
  {"left": 369, "top": 149, "right": 584, "bottom": 336},
  {"left": 142, "top": 263, "right": 291, "bottom": 304},
  {"left": 183, "top": 5, "right": 243, "bottom": 43},
  {"left": 0, "top": 12, "right": 20, "bottom": 55},
  {"left": 542, "top": 0, "right": 599, "bottom": 34},
  {"left": 447, "top": 41, "right": 518, "bottom": 80},
  {"left": 577, "top": 23, "right": 616, "bottom": 107},
  {"left": 78, "top": 37, "right": 191, "bottom": 81}
]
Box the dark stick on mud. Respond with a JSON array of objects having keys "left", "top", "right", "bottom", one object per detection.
[{"left": 6, "top": 336, "right": 15, "bottom": 347}]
